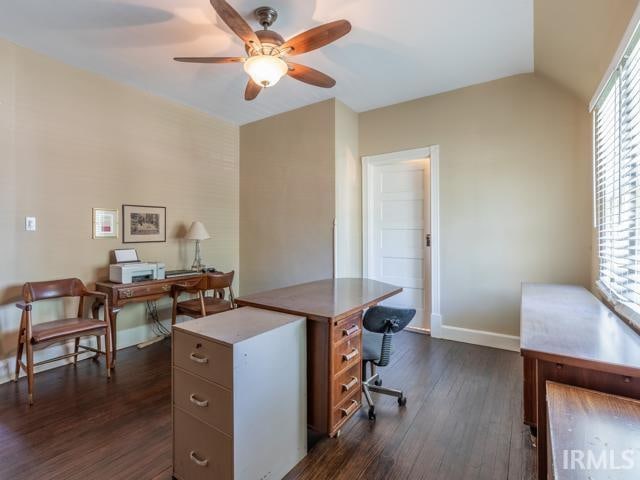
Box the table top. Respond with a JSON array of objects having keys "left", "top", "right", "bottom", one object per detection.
[
  {"left": 236, "top": 278, "right": 402, "bottom": 321},
  {"left": 547, "top": 381, "right": 640, "bottom": 479},
  {"left": 520, "top": 283, "right": 640, "bottom": 375},
  {"left": 173, "top": 306, "right": 305, "bottom": 347}
]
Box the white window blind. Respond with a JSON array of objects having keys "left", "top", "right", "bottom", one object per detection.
[{"left": 595, "top": 30, "right": 640, "bottom": 309}]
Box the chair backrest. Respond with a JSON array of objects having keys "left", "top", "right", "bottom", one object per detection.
[
  {"left": 363, "top": 306, "right": 415, "bottom": 367},
  {"left": 22, "top": 278, "right": 88, "bottom": 303},
  {"left": 206, "top": 271, "right": 234, "bottom": 290},
  {"left": 363, "top": 306, "right": 415, "bottom": 334}
]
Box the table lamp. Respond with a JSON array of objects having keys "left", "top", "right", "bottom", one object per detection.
[{"left": 185, "top": 221, "right": 210, "bottom": 271}]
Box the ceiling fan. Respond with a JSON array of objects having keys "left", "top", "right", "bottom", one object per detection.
[{"left": 174, "top": 0, "right": 351, "bottom": 101}]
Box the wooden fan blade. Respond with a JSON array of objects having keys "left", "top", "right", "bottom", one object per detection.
[
  {"left": 174, "top": 57, "right": 244, "bottom": 64},
  {"left": 287, "top": 63, "right": 336, "bottom": 88},
  {"left": 282, "top": 20, "right": 351, "bottom": 55},
  {"left": 210, "top": 0, "right": 261, "bottom": 48},
  {"left": 245, "top": 79, "right": 262, "bottom": 101}
]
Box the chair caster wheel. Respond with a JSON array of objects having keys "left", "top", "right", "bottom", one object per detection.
[
  {"left": 374, "top": 378, "right": 382, "bottom": 386},
  {"left": 368, "top": 406, "right": 376, "bottom": 420},
  {"left": 398, "top": 395, "right": 407, "bottom": 407}
]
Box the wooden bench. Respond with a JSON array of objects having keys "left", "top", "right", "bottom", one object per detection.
[{"left": 546, "top": 381, "right": 640, "bottom": 479}]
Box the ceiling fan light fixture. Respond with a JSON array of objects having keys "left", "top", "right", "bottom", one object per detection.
[{"left": 243, "top": 54, "right": 288, "bottom": 87}]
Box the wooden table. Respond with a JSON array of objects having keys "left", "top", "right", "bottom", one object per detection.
[
  {"left": 93, "top": 274, "right": 203, "bottom": 363},
  {"left": 546, "top": 382, "right": 640, "bottom": 479},
  {"left": 520, "top": 283, "right": 640, "bottom": 479},
  {"left": 236, "top": 278, "right": 402, "bottom": 437}
]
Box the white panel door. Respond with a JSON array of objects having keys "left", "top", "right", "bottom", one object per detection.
[{"left": 370, "top": 158, "right": 430, "bottom": 330}]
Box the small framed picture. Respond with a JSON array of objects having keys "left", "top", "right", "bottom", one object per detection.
[
  {"left": 122, "top": 204, "right": 166, "bottom": 243},
  {"left": 92, "top": 208, "right": 119, "bottom": 239}
]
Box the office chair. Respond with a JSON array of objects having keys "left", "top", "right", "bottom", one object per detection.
[{"left": 361, "top": 305, "right": 415, "bottom": 420}]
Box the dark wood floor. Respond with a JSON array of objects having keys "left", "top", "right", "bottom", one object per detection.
[{"left": 0, "top": 332, "right": 535, "bottom": 480}]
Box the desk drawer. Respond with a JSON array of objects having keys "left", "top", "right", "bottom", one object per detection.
[
  {"left": 118, "top": 283, "right": 172, "bottom": 299},
  {"left": 332, "top": 313, "right": 362, "bottom": 344},
  {"left": 331, "top": 389, "right": 361, "bottom": 431},
  {"left": 173, "top": 330, "right": 233, "bottom": 389},
  {"left": 173, "top": 407, "right": 233, "bottom": 480},
  {"left": 173, "top": 367, "right": 233, "bottom": 435},
  {"left": 332, "top": 362, "right": 361, "bottom": 408},
  {"left": 332, "top": 335, "right": 361, "bottom": 375}
]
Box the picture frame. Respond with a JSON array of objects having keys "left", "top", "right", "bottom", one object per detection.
[
  {"left": 122, "top": 204, "right": 166, "bottom": 243},
  {"left": 92, "top": 208, "right": 119, "bottom": 239}
]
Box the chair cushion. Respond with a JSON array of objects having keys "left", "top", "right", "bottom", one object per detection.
[
  {"left": 177, "top": 297, "right": 233, "bottom": 316},
  {"left": 362, "top": 329, "right": 384, "bottom": 361},
  {"left": 31, "top": 318, "right": 107, "bottom": 344}
]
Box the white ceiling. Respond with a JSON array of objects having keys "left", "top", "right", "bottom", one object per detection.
[{"left": 0, "top": 0, "right": 533, "bottom": 124}]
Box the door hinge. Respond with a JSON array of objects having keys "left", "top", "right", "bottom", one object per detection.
[{"left": 426, "top": 234, "right": 431, "bottom": 247}]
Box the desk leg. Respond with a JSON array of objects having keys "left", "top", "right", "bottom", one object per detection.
[
  {"left": 91, "top": 300, "right": 119, "bottom": 367},
  {"left": 535, "top": 359, "right": 548, "bottom": 480},
  {"left": 109, "top": 307, "right": 120, "bottom": 365}
]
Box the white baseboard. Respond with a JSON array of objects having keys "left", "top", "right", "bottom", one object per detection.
[
  {"left": 0, "top": 319, "right": 172, "bottom": 385},
  {"left": 406, "top": 326, "right": 430, "bottom": 335},
  {"left": 438, "top": 324, "right": 520, "bottom": 352}
]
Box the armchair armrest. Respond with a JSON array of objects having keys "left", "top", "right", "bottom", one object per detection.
[
  {"left": 84, "top": 290, "right": 107, "bottom": 299},
  {"left": 16, "top": 302, "right": 32, "bottom": 311}
]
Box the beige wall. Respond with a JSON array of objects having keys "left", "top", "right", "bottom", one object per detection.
[
  {"left": 334, "top": 100, "right": 362, "bottom": 278},
  {"left": 360, "top": 74, "right": 592, "bottom": 337},
  {"left": 240, "top": 100, "right": 335, "bottom": 295},
  {"left": 0, "top": 39, "right": 239, "bottom": 383},
  {"left": 535, "top": 0, "right": 638, "bottom": 103}
]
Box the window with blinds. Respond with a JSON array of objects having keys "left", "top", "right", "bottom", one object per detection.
[{"left": 595, "top": 30, "right": 640, "bottom": 308}]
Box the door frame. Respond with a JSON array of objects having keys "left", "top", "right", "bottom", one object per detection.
[{"left": 362, "top": 146, "right": 441, "bottom": 337}]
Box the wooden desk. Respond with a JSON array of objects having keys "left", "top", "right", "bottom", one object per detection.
[
  {"left": 236, "top": 278, "right": 402, "bottom": 437},
  {"left": 93, "top": 274, "right": 203, "bottom": 363},
  {"left": 546, "top": 382, "right": 640, "bottom": 479},
  {"left": 520, "top": 284, "right": 640, "bottom": 479}
]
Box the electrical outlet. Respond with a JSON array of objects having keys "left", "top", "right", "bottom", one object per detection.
[{"left": 25, "top": 216, "right": 36, "bottom": 231}]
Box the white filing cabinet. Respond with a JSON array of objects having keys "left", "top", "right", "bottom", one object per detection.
[{"left": 172, "top": 307, "right": 307, "bottom": 480}]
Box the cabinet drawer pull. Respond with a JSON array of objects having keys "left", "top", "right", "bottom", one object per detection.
[
  {"left": 341, "top": 376, "right": 358, "bottom": 392},
  {"left": 340, "top": 400, "right": 359, "bottom": 417},
  {"left": 162, "top": 285, "right": 171, "bottom": 292},
  {"left": 121, "top": 289, "right": 134, "bottom": 298},
  {"left": 189, "top": 451, "right": 209, "bottom": 467},
  {"left": 189, "top": 352, "right": 209, "bottom": 364},
  {"left": 189, "top": 394, "right": 209, "bottom": 408},
  {"left": 342, "top": 348, "right": 359, "bottom": 362},
  {"left": 342, "top": 325, "right": 359, "bottom": 337}
]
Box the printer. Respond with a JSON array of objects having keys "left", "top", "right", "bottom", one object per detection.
[{"left": 109, "top": 248, "right": 166, "bottom": 284}]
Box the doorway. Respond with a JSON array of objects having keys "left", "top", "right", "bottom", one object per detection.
[{"left": 362, "top": 147, "right": 440, "bottom": 334}]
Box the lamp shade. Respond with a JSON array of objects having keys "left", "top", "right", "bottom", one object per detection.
[
  {"left": 185, "top": 221, "right": 210, "bottom": 241},
  {"left": 243, "top": 55, "right": 288, "bottom": 87}
]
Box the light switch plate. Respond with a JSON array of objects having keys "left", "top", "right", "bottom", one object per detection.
[{"left": 25, "top": 216, "right": 36, "bottom": 231}]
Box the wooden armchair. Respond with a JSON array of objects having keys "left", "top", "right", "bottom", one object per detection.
[
  {"left": 171, "top": 271, "right": 236, "bottom": 324},
  {"left": 14, "top": 278, "right": 113, "bottom": 405}
]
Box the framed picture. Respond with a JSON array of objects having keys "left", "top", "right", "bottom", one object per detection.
[
  {"left": 122, "top": 204, "right": 166, "bottom": 243},
  {"left": 92, "top": 208, "right": 119, "bottom": 239}
]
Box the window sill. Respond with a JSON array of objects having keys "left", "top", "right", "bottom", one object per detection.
[{"left": 594, "top": 283, "right": 640, "bottom": 336}]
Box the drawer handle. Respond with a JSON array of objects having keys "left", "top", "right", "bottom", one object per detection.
[
  {"left": 189, "top": 352, "right": 209, "bottom": 364},
  {"left": 122, "top": 289, "right": 133, "bottom": 298},
  {"left": 189, "top": 394, "right": 209, "bottom": 408},
  {"left": 340, "top": 400, "right": 359, "bottom": 417},
  {"left": 342, "top": 325, "right": 360, "bottom": 337},
  {"left": 342, "top": 348, "right": 359, "bottom": 362},
  {"left": 341, "top": 376, "right": 358, "bottom": 392},
  {"left": 189, "top": 451, "right": 209, "bottom": 467},
  {"left": 162, "top": 285, "right": 171, "bottom": 292}
]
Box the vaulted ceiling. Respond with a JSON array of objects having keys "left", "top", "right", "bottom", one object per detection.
[
  {"left": 0, "top": 0, "right": 636, "bottom": 124},
  {"left": 0, "top": 0, "right": 533, "bottom": 124}
]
